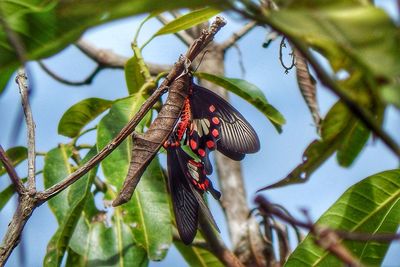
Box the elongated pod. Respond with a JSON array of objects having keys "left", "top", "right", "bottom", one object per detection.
[{"left": 113, "top": 73, "right": 190, "bottom": 206}]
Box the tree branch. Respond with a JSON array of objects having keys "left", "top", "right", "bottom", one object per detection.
[
  {"left": 15, "top": 69, "right": 36, "bottom": 194},
  {"left": 255, "top": 196, "right": 363, "bottom": 267},
  {"left": 75, "top": 39, "right": 171, "bottom": 75},
  {"left": 38, "top": 61, "right": 102, "bottom": 86},
  {"left": 199, "top": 214, "right": 245, "bottom": 267},
  {"left": 156, "top": 14, "right": 194, "bottom": 46},
  {"left": 220, "top": 21, "right": 257, "bottom": 51},
  {"left": 0, "top": 145, "right": 25, "bottom": 195}
]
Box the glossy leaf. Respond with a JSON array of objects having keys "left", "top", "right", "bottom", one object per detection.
[
  {"left": 196, "top": 72, "right": 285, "bottom": 133},
  {"left": 0, "top": 0, "right": 223, "bottom": 92},
  {"left": 285, "top": 169, "right": 400, "bottom": 266},
  {"left": 58, "top": 98, "right": 113, "bottom": 138},
  {"left": 97, "top": 94, "right": 171, "bottom": 260},
  {"left": 44, "top": 147, "right": 98, "bottom": 267},
  {"left": 0, "top": 146, "right": 28, "bottom": 176},
  {"left": 268, "top": 5, "right": 400, "bottom": 79},
  {"left": 125, "top": 158, "right": 172, "bottom": 261},
  {"left": 154, "top": 8, "right": 220, "bottom": 36},
  {"left": 97, "top": 94, "right": 146, "bottom": 188},
  {"left": 175, "top": 241, "right": 224, "bottom": 267},
  {"left": 125, "top": 56, "right": 147, "bottom": 95},
  {"left": 336, "top": 120, "right": 369, "bottom": 167},
  {"left": 69, "top": 218, "right": 148, "bottom": 267},
  {"left": 43, "top": 145, "right": 73, "bottom": 223}
]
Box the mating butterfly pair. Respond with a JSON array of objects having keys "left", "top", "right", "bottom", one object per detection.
[{"left": 164, "top": 76, "right": 260, "bottom": 244}]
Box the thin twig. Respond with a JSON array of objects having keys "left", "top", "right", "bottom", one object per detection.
[
  {"left": 156, "top": 14, "right": 194, "bottom": 46},
  {"left": 279, "top": 37, "right": 295, "bottom": 74},
  {"left": 75, "top": 39, "right": 171, "bottom": 75},
  {"left": 220, "top": 21, "right": 257, "bottom": 51},
  {"left": 38, "top": 61, "right": 102, "bottom": 86},
  {"left": 0, "top": 145, "right": 25, "bottom": 195},
  {"left": 15, "top": 70, "right": 36, "bottom": 194},
  {"left": 199, "top": 214, "right": 245, "bottom": 267}
]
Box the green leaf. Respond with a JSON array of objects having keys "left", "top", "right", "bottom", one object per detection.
[
  {"left": 125, "top": 158, "right": 172, "bottom": 261},
  {"left": 0, "top": 67, "right": 15, "bottom": 95},
  {"left": 69, "top": 219, "right": 148, "bottom": 267},
  {"left": 58, "top": 98, "right": 113, "bottom": 138},
  {"left": 263, "top": 101, "right": 370, "bottom": 190},
  {"left": 154, "top": 8, "right": 220, "bottom": 36},
  {"left": 336, "top": 120, "right": 369, "bottom": 167},
  {"left": 97, "top": 94, "right": 147, "bottom": 188},
  {"left": 0, "top": 177, "right": 27, "bottom": 212},
  {"left": 125, "top": 56, "right": 147, "bottom": 95},
  {"left": 44, "top": 147, "right": 98, "bottom": 267},
  {"left": 97, "top": 93, "right": 172, "bottom": 260},
  {"left": 195, "top": 72, "right": 285, "bottom": 133},
  {"left": 0, "top": 146, "right": 28, "bottom": 177},
  {"left": 175, "top": 241, "right": 224, "bottom": 267},
  {"left": 0, "top": 0, "right": 223, "bottom": 92},
  {"left": 285, "top": 169, "right": 400, "bottom": 266},
  {"left": 380, "top": 84, "right": 400, "bottom": 109},
  {"left": 43, "top": 145, "right": 73, "bottom": 223},
  {"left": 0, "top": 185, "right": 14, "bottom": 212},
  {"left": 268, "top": 5, "right": 400, "bottom": 79}
]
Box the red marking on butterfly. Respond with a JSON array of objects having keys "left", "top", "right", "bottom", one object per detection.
[
  {"left": 211, "top": 129, "right": 219, "bottom": 138},
  {"left": 206, "top": 140, "right": 215, "bottom": 149},
  {"left": 198, "top": 148, "right": 206, "bottom": 157},
  {"left": 212, "top": 117, "right": 220, "bottom": 125},
  {"left": 209, "top": 105, "right": 216, "bottom": 112},
  {"left": 190, "top": 139, "right": 197, "bottom": 150}
]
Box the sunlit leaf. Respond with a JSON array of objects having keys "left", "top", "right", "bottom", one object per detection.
[
  {"left": 69, "top": 218, "right": 148, "bottom": 267},
  {"left": 196, "top": 72, "right": 285, "bottom": 133},
  {"left": 44, "top": 147, "right": 98, "bottom": 267},
  {"left": 286, "top": 169, "right": 400, "bottom": 266},
  {"left": 124, "top": 158, "right": 172, "bottom": 261},
  {"left": 58, "top": 98, "right": 112, "bottom": 138},
  {"left": 97, "top": 93, "right": 171, "bottom": 260},
  {"left": 175, "top": 240, "right": 224, "bottom": 267},
  {"left": 125, "top": 56, "right": 147, "bottom": 95},
  {"left": 154, "top": 8, "right": 220, "bottom": 36},
  {"left": 43, "top": 145, "right": 73, "bottom": 223}
]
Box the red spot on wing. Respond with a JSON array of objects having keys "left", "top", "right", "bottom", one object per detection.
[
  {"left": 212, "top": 117, "right": 220, "bottom": 125},
  {"left": 198, "top": 148, "right": 206, "bottom": 157},
  {"left": 212, "top": 129, "right": 219, "bottom": 137},
  {"left": 190, "top": 139, "right": 197, "bottom": 150},
  {"left": 206, "top": 140, "right": 215, "bottom": 149},
  {"left": 209, "top": 105, "right": 216, "bottom": 112}
]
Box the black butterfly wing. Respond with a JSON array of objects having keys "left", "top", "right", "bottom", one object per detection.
[
  {"left": 189, "top": 83, "right": 260, "bottom": 161},
  {"left": 167, "top": 147, "right": 199, "bottom": 245},
  {"left": 175, "top": 147, "right": 220, "bottom": 233},
  {"left": 167, "top": 146, "right": 220, "bottom": 244}
]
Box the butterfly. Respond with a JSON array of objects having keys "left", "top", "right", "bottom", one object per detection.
[{"left": 164, "top": 76, "right": 260, "bottom": 244}]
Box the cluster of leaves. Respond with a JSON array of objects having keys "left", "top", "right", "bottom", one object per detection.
[{"left": 1, "top": 0, "right": 400, "bottom": 266}]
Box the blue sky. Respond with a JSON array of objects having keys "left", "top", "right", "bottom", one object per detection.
[{"left": 1, "top": 2, "right": 399, "bottom": 266}]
